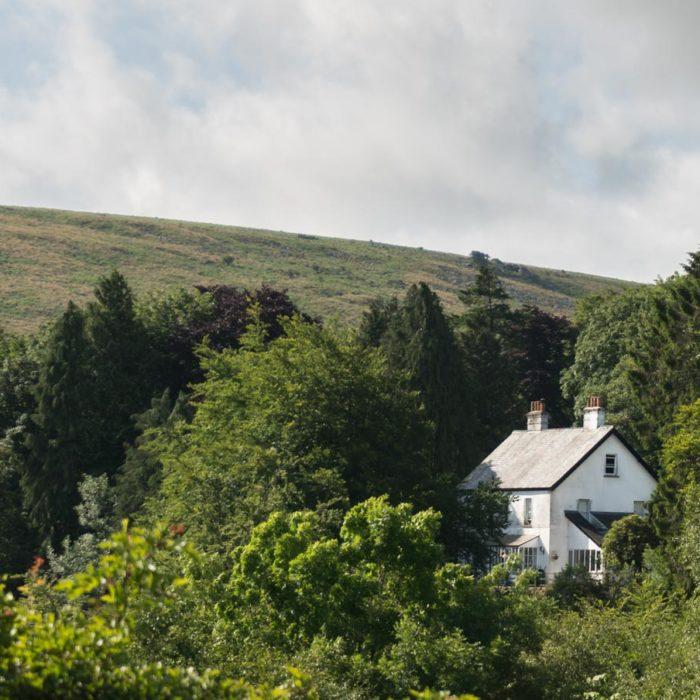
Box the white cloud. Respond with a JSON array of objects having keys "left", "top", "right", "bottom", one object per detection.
[{"left": 0, "top": 0, "right": 697, "bottom": 281}]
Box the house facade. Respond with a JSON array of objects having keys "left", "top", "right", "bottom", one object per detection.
[{"left": 461, "top": 397, "right": 657, "bottom": 580}]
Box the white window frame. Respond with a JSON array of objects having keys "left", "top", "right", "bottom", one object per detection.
[
  {"left": 604, "top": 453, "right": 618, "bottom": 477},
  {"left": 568, "top": 549, "right": 602, "bottom": 572},
  {"left": 523, "top": 497, "right": 533, "bottom": 527},
  {"left": 521, "top": 546, "right": 538, "bottom": 569}
]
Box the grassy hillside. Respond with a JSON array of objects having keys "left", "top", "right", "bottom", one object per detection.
[{"left": 0, "top": 206, "right": 636, "bottom": 332}]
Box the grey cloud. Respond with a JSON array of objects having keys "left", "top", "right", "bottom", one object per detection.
[{"left": 0, "top": 0, "right": 697, "bottom": 281}]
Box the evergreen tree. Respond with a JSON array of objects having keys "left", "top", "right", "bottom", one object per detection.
[
  {"left": 19, "top": 302, "right": 94, "bottom": 546},
  {"left": 0, "top": 450, "right": 37, "bottom": 577},
  {"left": 458, "top": 263, "right": 520, "bottom": 457},
  {"left": 357, "top": 297, "right": 399, "bottom": 348},
  {"left": 383, "top": 283, "right": 476, "bottom": 475},
  {"left": 87, "top": 271, "right": 152, "bottom": 476},
  {"left": 626, "top": 253, "right": 700, "bottom": 459}
]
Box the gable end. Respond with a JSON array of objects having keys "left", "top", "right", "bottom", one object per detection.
[{"left": 549, "top": 427, "right": 657, "bottom": 491}]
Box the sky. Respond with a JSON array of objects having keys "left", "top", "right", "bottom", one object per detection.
[{"left": 1, "top": 1, "right": 698, "bottom": 281}]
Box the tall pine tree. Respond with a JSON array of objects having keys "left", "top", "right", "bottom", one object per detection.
[
  {"left": 19, "top": 302, "right": 94, "bottom": 547},
  {"left": 87, "top": 271, "right": 152, "bottom": 476},
  {"left": 458, "top": 262, "right": 520, "bottom": 457}
]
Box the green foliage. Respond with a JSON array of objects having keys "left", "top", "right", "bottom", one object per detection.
[
  {"left": 456, "top": 481, "right": 510, "bottom": 573},
  {"left": 87, "top": 270, "right": 155, "bottom": 476},
  {"left": 561, "top": 287, "right": 650, "bottom": 432},
  {"left": 458, "top": 263, "right": 521, "bottom": 455},
  {"left": 47, "top": 473, "right": 117, "bottom": 579},
  {"left": 506, "top": 305, "right": 577, "bottom": 426},
  {"left": 151, "top": 318, "right": 435, "bottom": 552},
  {"left": 647, "top": 400, "right": 700, "bottom": 593},
  {"left": 19, "top": 302, "right": 95, "bottom": 546},
  {"left": 625, "top": 260, "right": 700, "bottom": 458},
  {"left": 0, "top": 523, "right": 318, "bottom": 698},
  {"left": 0, "top": 449, "right": 37, "bottom": 577},
  {"left": 602, "top": 514, "right": 655, "bottom": 573},
  {"left": 547, "top": 565, "right": 604, "bottom": 610},
  {"left": 0, "top": 329, "right": 41, "bottom": 437},
  {"left": 114, "top": 388, "right": 188, "bottom": 519},
  {"left": 563, "top": 252, "right": 699, "bottom": 459},
  {"left": 215, "top": 497, "right": 546, "bottom": 698}
]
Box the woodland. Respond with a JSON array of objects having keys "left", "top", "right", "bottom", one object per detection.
[{"left": 0, "top": 252, "right": 698, "bottom": 698}]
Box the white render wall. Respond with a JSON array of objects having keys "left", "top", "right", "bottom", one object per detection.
[
  {"left": 500, "top": 433, "right": 656, "bottom": 580},
  {"left": 504, "top": 489, "right": 551, "bottom": 571},
  {"left": 547, "top": 433, "right": 657, "bottom": 578}
]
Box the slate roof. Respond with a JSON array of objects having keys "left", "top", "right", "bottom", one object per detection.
[
  {"left": 460, "top": 426, "right": 615, "bottom": 490},
  {"left": 565, "top": 510, "right": 632, "bottom": 547}
]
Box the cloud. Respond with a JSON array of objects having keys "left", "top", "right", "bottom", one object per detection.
[{"left": 0, "top": 0, "right": 697, "bottom": 281}]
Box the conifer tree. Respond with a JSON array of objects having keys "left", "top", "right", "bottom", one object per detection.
[
  {"left": 87, "top": 271, "right": 152, "bottom": 476},
  {"left": 383, "top": 283, "right": 476, "bottom": 476},
  {"left": 626, "top": 251, "right": 700, "bottom": 459},
  {"left": 19, "top": 302, "right": 94, "bottom": 546},
  {"left": 458, "top": 262, "right": 520, "bottom": 457}
]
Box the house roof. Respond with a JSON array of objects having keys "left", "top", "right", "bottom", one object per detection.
[
  {"left": 461, "top": 426, "right": 616, "bottom": 490},
  {"left": 565, "top": 510, "right": 632, "bottom": 547},
  {"left": 499, "top": 533, "right": 541, "bottom": 547}
]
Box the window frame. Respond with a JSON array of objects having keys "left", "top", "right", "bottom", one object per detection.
[
  {"left": 568, "top": 548, "right": 603, "bottom": 572},
  {"left": 523, "top": 497, "right": 533, "bottom": 527},
  {"left": 604, "top": 453, "right": 618, "bottom": 477}
]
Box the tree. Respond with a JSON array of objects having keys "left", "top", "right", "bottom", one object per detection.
[
  {"left": 0, "top": 449, "right": 37, "bottom": 577},
  {"left": 381, "top": 283, "right": 476, "bottom": 475},
  {"left": 87, "top": 271, "right": 153, "bottom": 477},
  {"left": 150, "top": 318, "right": 435, "bottom": 552},
  {"left": 602, "top": 514, "right": 655, "bottom": 573},
  {"left": 506, "top": 306, "right": 577, "bottom": 426},
  {"left": 47, "top": 473, "right": 117, "bottom": 579},
  {"left": 625, "top": 254, "right": 700, "bottom": 459},
  {"left": 560, "top": 288, "right": 650, "bottom": 436},
  {"left": 647, "top": 400, "right": 700, "bottom": 593},
  {"left": 216, "top": 497, "right": 543, "bottom": 698},
  {"left": 113, "top": 388, "right": 189, "bottom": 519},
  {"left": 456, "top": 481, "right": 510, "bottom": 573},
  {"left": 0, "top": 330, "right": 41, "bottom": 438},
  {"left": 458, "top": 263, "right": 520, "bottom": 457},
  {"left": 19, "top": 302, "right": 95, "bottom": 547}
]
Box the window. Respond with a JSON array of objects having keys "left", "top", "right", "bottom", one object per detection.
[
  {"left": 568, "top": 549, "right": 602, "bottom": 572},
  {"left": 634, "top": 500, "right": 648, "bottom": 516},
  {"left": 523, "top": 498, "right": 533, "bottom": 527},
  {"left": 577, "top": 499, "right": 591, "bottom": 519},
  {"left": 521, "top": 547, "right": 537, "bottom": 569},
  {"left": 489, "top": 546, "right": 539, "bottom": 571},
  {"left": 605, "top": 453, "right": 618, "bottom": 476}
]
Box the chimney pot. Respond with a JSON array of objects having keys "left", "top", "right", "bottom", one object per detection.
[
  {"left": 583, "top": 396, "right": 606, "bottom": 429},
  {"left": 527, "top": 399, "right": 549, "bottom": 431}
]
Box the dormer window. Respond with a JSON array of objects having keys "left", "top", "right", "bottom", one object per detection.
[{"left": 604, "top": 454, "right": 618, "bottom": 477}]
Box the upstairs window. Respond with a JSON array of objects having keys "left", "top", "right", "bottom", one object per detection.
[
  {"left": 524, "top": 498, "right": 533, "bottom": 527},
  {"left": 604, "top": 453, "right": 618, "bottom": 477}
]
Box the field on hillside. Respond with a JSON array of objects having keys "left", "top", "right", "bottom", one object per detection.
[{"left": 0, "top": 206, "right": 636, "bottom": 332}]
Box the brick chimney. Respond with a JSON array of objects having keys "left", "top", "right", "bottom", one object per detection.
[
  {"left": 527, "top": 399, "right": 549, "bottom": 431},
  {"left": 583, "top": 395, "right": 606, "bottom": 429}
]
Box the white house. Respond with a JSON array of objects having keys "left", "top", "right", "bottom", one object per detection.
[{"left": 461, "top": 397, "right": 657, "bottom": 580}]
